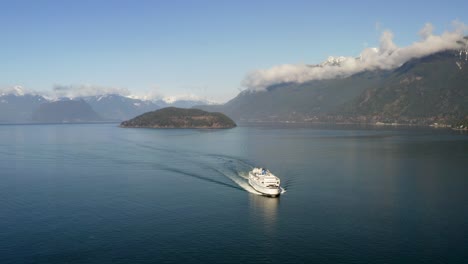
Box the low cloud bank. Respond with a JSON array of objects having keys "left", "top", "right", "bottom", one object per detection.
[
  {"left": 0, "top": 84, "right": 133, "bottom": 99},
  {"left": 0, "top": 85, "right": 36, "bottom": 96},
  {"left": 1, "top": 84, "right": 216, "bottom": 104},
  {"left": 51, "top": 84, "right": 131, "bottom": 99},
  {"left": 243, "top": 22, "right": 468, "bottom": 91}
]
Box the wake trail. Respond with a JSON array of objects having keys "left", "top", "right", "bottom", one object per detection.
[
  {"left": 115, "top": 136, "right": 283, "bottom": 195},
  {"left": 160, "top": 166, "right": 244, "bottom": 191},
  {"left": 211, "top": 167, "right": 262, "bottom": 195}
]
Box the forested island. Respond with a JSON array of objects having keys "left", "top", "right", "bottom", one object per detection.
[{"left": 120, "top": 107, "right": 236, "bottom": 129}]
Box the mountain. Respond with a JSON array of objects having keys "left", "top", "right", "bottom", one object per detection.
[
  {"left": 153, "top": 98, "right": 214, "bottom": 109},
  {"left": 197, "top": 70, "right": 389, "bottom": 122},
  {"left": 339, "top": 50, "right": 468, "bottom": 123},
  {"left": 120, "top": 107, "right": 236, "bottom": 128},
  {"left": 83, "top": 94, "right": 160, "bottom": 121},
  {"left": 0, "top": 87, "right": 48, "bottom": 123},
  {"left": 198, "top": 49, "right": 468, "bottom": 125},
  {"left": 32, "top": 99, "right": 103, "bottom": 123},
  {"left": 0, "top": 90, "right": 211, "bottom": 123}
]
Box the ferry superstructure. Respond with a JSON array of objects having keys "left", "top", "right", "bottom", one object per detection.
[{"left": 248, "top": 168, "right": 281, "bottom": 197}]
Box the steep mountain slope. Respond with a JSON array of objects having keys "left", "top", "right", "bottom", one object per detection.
[
  {"left": 340, "top": 50, "right": 468, "bottom": 123},
  {"left": 0, "top": 93, "right": 48, "bottom": 123},
  {"left": 32, "top": 100, "right": 102, "bottom": 123},
  {"left": 198, "top": 49, "right": 468, "bottom": 125},
  {"left": 83, "top": 94, "right": 160, "bottom": 121},
  {"left": 198, "top": 70, "right": 389, "bottom": 122}
]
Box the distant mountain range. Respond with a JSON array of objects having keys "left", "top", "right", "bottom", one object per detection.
[
  {"left": 0, "top": 92, "right": 48, "bottom": 123},
  {"left": 198, "top": 48, "right": 468, "bottom": 126},
  {"left": 0, "top": 90, "right": 211, "bottom": 123},
  {"left": 3, "top": 42, "right": 468, "bottom": 126},
  {"left": 32, "top": 99, "right": 103, "bottom": 123},
  {"left": 82, "top": 95, "right": 159, "bottom": 121}
]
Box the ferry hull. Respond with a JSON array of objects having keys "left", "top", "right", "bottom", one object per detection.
[{"left": 248, "top": 178, "right": 281, "bottom": 197}]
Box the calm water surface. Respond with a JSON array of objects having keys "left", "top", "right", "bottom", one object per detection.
[{"left": 1, "top": 124, "right": 467, "bottom": 263}]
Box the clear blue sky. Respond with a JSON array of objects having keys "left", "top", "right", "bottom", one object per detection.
[{"left": 1, "top": 0, "right": 467, "bottom": 101}]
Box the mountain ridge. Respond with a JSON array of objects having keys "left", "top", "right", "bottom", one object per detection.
[
  {"left": 2, "top": 45, "right": 468, "bottom": 125},
  {"left": 32, "top": 100, "right": 103, "bottom": 123},
  {"left": 0, "top": 92, "right": 212, "bottom": 123},
  {"left": 197, "top": 49, "right": 468, "bottom": 126}
]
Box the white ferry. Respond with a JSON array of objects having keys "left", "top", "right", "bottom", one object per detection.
[{"left": 248, "top": 168, "right": 282, "bottom": 197}]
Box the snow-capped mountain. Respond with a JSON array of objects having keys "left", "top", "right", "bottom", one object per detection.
[
  {"left": 82, "top": 94, "right": 160, "bottom": 121},
  {"left": 0, "top": 85, "right": 29, "bottom": 97},
  {"left": 0, "top": 86, "right": 215, "bottom": 123},
  {"left": 0, "top": 86, "right": 48, "bottom": 123},
  {"left": 199, "top": 49, "right": 468, "bottom": 125}
]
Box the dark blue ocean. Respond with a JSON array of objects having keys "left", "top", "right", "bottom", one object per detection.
[{"left": 1, "top": 123, "right": 467, "bottom": 263}]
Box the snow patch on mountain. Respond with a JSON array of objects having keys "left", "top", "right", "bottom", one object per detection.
[
  {"left": 320, "top": 56, "right": 348, "bottom": 67},
  {"left": 52, "top": 84, "right": 131, "bottom": 100},
  {"left": 0, "top": 85, "right": 29, "bottom": 96},
  {"left": 1, "top": 84, "right": 215, "bottom": 109}
]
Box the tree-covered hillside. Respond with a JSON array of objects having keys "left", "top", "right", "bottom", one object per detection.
[
  {"left": 120, "top": 107, "right": 236, "bottom": 128},
  {"left": 199, "top": 50, "right": 468, "bottom": 125}
]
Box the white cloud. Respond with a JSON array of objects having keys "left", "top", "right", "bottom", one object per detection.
[
  {"left": 0, "top": 85, "right": 38, "bottom": 96},
  {"left": 161, "top": 93, "right": 210, "bottom": 103},
  {"left": 243, "top": 22, "right": 468, "bottom": 91},
  {"left": 419, "top": 23, "right": 434, "bottom": 39},
  {"left": 127, "top": 86, "right": 218, "bottom": 104},
  {"left": 1, "top": 83, "right": 218, "bottom": 104},
  {"left": 127, "top": 87, "right": 164, "bottom": 101},
  {"left": 51, "top": 84, "right": 131, "bottom": 99}
]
